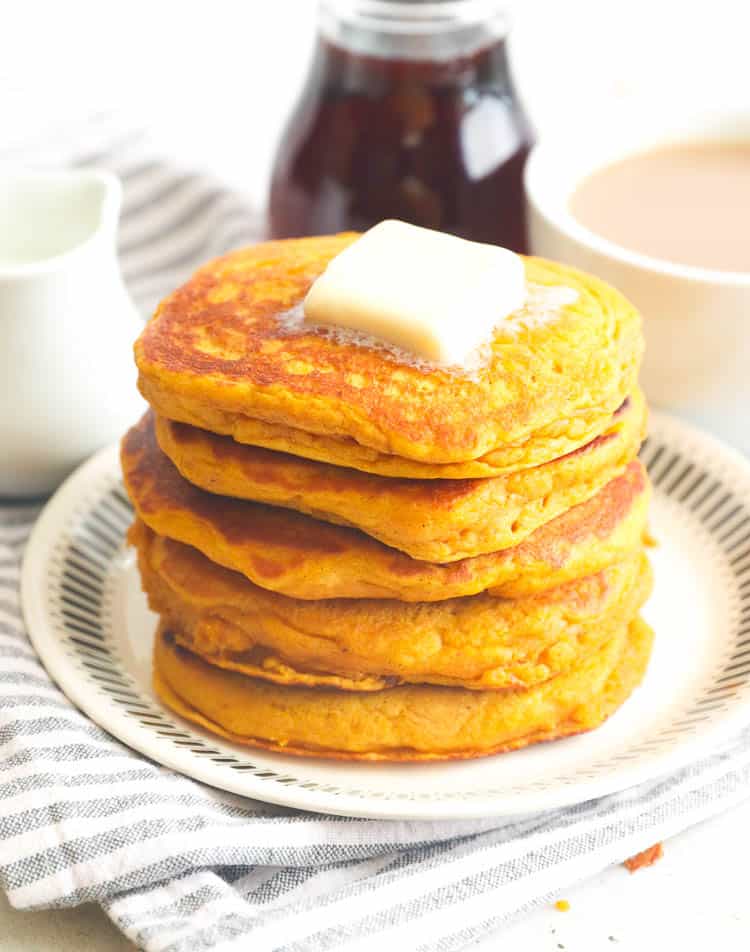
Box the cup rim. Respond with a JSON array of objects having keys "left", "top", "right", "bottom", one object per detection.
[{"left": 524, "top": 111, "right": 750, "bottom": 288}]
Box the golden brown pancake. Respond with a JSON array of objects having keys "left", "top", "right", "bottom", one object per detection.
[
  {"left": 153, "top": 618, "right": 653, "bottom": 761},
  {"left": 152, "top": 389, "right": 645, "bottom": 562},
  {"left": 133, "top": 522, "right": 652, "bottom": 691},
  {"left": 126, "top": 415, "right": 641, "bottom": 588},
  {"left": 135, "top": 236, "right": 643, "bottom": 477},
  {"left": 122, "top": 413, "right": 650, "bottom": 600}
]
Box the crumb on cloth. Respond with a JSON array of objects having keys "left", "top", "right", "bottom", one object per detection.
[{"left": 623, "top": 842, "right": 663, "bottom": 872}]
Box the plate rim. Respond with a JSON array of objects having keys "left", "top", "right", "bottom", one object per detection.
[{"left": 19, "top": 411, "right": 750, "bottom": 820}]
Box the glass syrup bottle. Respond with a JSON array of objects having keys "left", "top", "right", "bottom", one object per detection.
[{"left": 269, "top": 0, "right": 532, "bottom": 252}]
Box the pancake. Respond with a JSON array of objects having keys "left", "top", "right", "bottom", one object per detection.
[
  {"left": 153, "top": 617, "right": 653, "bottom": 761},
  {"left": 135, "top": 235, "right": 643, "bottom": 478},
  {"left": 133, "top": 522, "right": 652, "bottom": 691},
  {"left": 123, "top": 412, "right": 650, "bottom": 600},
  {"left": 153, "top": 389, "right": 645, "bottom": 563}
]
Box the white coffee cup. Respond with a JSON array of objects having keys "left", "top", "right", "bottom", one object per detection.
[{"left": 524, "top": 107, "right": 750, "bottom": 455}]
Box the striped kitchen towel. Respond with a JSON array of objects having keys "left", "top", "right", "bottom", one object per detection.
[{"left": 3, "top": 117, "right": 750, "bottom": 952}]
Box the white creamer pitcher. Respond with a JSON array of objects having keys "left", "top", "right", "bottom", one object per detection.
[{"left": 0, "top": 170, "right": 144, "bottom": 497}]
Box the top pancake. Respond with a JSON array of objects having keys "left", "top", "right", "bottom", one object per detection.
[{"left": 135, "top": 235, "right": 643, "bottom": 478}]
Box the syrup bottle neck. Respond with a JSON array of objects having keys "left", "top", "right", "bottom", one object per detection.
[{"left": 318, "top": 0, "right": 510, "bottom": 62}]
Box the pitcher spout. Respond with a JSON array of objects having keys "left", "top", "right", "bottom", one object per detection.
[{"left": 0, "top": 169, "right": 122, "bottom": 274}]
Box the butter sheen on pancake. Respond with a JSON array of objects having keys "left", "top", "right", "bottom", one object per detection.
[
  {"left": 153, "top": 619, "right": 654, "bottom": 761},
  {"left": 122, "top": 414, "right": 650, "bottom": 601},
  {"left": 135, "top": 236, "right": 643, "bottom": 477},
  {"left": 154, "top": 390, "right": 645, "bottom": 563},
  {"left": 133, "top": 522, "right": 652, "bottom": 691}
]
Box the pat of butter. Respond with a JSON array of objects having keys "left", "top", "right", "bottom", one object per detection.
[{"left": 303, "top": 220, "right": 526, "bottom": 366}]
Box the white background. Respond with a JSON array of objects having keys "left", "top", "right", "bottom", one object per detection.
[
  {"left": 5, "top": 0, "right": 750, "bottom": 210},
  {"left": 3, "top": 1, "right": 750, "bottom": 949}
]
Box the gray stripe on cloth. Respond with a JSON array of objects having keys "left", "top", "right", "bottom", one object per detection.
[
  {"left": 165, "top": 914, "right": 262, "bottom": 952},
  {"left": 0, "top": 696, "right": 80, "bottom": 714},
  {"left": 119, "top": 188, "right": 228, "bottom": 254},
  {"left": 0, "top": 789, "right": 267, "bottom": 839},
  {"left": 0, "top": 716, "right": 121, "bottom": 743},
  {"left": 0, "top": 743, "right": 137, "bottom": 774},
  {"left": 0, "top": 637, "right": 43, "bottom": 660},
  {"left": 0, "top": 766, "right": 162, "bottom": 801},
  {"left": 116, "top": 878, "right": 241, "bottom": 942},
  {"left": 120, "top": 172, "right": 198, "bottom": 223},
  {"left": 243, "top": 859, "right": 371, "bottom": 908},
  {"left": 0, "top": 601, "right": 23, "bottom": 621}
]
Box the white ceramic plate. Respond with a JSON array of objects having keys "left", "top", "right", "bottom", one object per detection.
[{"left": 21, "top": 411, "right": 750, "bottom": 820}]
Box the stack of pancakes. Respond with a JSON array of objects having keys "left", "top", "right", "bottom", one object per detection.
[{"left": 124, "top": 234, "right": 653, "bottom": 762}]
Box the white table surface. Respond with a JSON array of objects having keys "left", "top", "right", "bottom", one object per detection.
[{"left": 4, "top": 1, "right": 750, "bottom": 948}]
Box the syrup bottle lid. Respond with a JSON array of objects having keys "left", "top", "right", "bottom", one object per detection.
[{"left": 319, "top": 0, "right": 510, "bottom": 60}]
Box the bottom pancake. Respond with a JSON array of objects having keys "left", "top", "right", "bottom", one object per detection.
[{"left": 153, "top": 617, "right": 654, "bottom": 762}]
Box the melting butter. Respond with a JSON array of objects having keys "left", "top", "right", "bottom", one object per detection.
[{"left": 303, "top": 220, "right": 527, "bottom": 367}]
